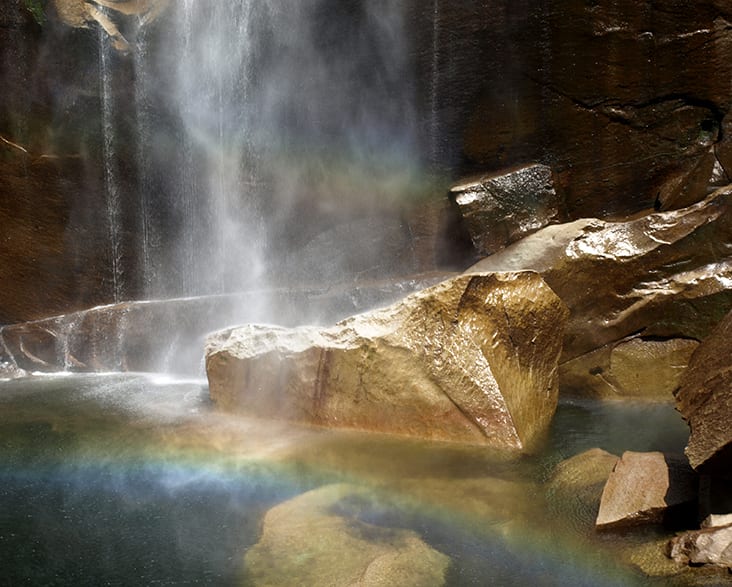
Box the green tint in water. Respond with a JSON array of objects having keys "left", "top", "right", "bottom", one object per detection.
[{"left": 0, "top": 375, "right": 719, "bottom": 586}]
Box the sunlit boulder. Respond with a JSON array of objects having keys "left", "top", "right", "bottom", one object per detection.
[
  {"left": 468, "top": 187, "right": 732, "bottom": 388},
  {"left": 206, "top": 272, "right": 568, "bottom": 451}
]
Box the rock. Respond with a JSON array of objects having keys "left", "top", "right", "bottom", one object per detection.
[
  {"left": 244, "top": 484, "right": 450, "bottom": 587},
  {"left": 546, "top": 448, "right": 619, "bottom": 532},
  {"left": 548, "top": 448, "right": 619, "bottom": 498},
  {"left": 628, "top": 538, "right": 690, "bottom": 578},
  {"left": 449, "top": 164, "right": 563, "bottom": 256},
  {"left": 668, "top": 524, "right": 732, "bottom": 568},
  {"left": 50, "top": 0, "right": 170, "bottom": 52},
  {"left": 434, "top": 0, "right": 731, "bottom": 218},
  {"left": 676, "top": 309, "right": 732, "bottom": 473},
  {"left": 206, "top": 272, "right": 569, "bottom": 451},
  {"left": 702, "top": 513, "right": 732, "bottom": 529},
  {"left": 596, "top": 451, "right": 698, "bottom": 530},
  {"left": 560, "top": 337, "right": 699, "bottom": 399},
  {"left": 468, "top": 187, "right": 732, "bottom": 362}
]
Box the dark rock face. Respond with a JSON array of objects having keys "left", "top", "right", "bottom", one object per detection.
[
  {"left": 206, "top": 273, "right": 568, "bottom": 450},
  {"left": 468, "top": 187, "right": 732, "bottom": 362},
  {"left": 596, "top": 451, "right": 698, "bottom": 530},
  {"left": 449, "top": 164, "right": 562, "bottom": 256},
  {"left": 424, "top": 0, "right": 732, "bottom": 217},
  {"left": 676, "top": 309, "right": 732, "bottom": 473}
]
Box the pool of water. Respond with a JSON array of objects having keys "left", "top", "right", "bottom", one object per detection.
[{"left": 0, "top": 374, "right": 720, "bottom": 586}]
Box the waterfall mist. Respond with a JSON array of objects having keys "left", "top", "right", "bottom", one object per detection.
[{"left": 127, "top": 0, "right": 422, "bottom": 303}]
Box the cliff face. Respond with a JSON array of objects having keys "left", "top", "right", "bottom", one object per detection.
[
  {"left": 411, "top": 0, "right": 732, "bottom": 216},
  {"left": 2, "top": 0, "right": 732, "bottom": 323}
]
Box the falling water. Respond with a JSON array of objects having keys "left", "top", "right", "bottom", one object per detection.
[
  {"left": 430, "top": 0, "right": 441, "bottom": 167},
  {"left": 99, "top": 31, "right": 124, "bottom": 303},
  {"left": 124, "top": 0, "right": 420, "bottom": 304}
]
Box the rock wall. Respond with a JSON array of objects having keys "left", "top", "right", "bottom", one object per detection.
[{"left": 3, "top": 1, "right": 732, "bottom": 324}]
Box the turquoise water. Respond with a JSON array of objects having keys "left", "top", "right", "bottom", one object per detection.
[{"left": 0, "top": 374, "right": 716, "bottom": 586}]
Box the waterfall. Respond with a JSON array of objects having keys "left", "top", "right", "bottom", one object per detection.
[
  {"left": 99, "top": 30, "right": 124, "bottom": 303},
  {"left": 102, "top": 0, "right": 419, "bottom": 305}
]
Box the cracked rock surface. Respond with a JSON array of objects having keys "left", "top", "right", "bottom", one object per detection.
[{"left": 206, "top": 272, "right": 568, "bottom": 451}]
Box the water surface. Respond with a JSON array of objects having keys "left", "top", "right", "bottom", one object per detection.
[{"left": 0, "top": 374, "right": 718, "bottom": 586}]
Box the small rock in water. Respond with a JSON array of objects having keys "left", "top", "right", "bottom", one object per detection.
[{"left": 596, "top": 451, "right": 698, "bottom": 530}]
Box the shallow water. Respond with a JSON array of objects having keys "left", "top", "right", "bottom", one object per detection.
[{"left": 0, "top": 374, "right": 721, "bottom": 586}]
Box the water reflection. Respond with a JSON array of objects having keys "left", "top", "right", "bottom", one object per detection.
[{"left": 0, "top": 374, "right": 710, "bottom": 585}]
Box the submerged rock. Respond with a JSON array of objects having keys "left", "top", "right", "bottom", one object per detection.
[
  {"left": 244, "top": 484, "right": 450, "bottom": 587},
  {"left": 596, "top": 452, "right": 697, "bottom": 530},
  {"left": 676, "top": 309, "right": 732, "bottom": 473},
  {"left": 206, "top": 272, "right": 568, "bottom": 451},
  {"left": 468, "top": 187, "right": 732, "bottom": 363},
  {"left": 560, "top": 337, "right": 698, "bottom": 399},
  {"left": 449, "top": 164, "right": 562, "bottom": 256}
]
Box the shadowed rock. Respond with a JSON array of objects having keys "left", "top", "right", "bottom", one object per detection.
[
  {"left": 449, "top": 164, "right": 563, "bottom": 256},
  {"left": 244, "top": 484, "right": 450, "bottom": 587},
  {"left": 468, "top": 187, "right": 732, "bottom": 362},
  {"left": 596, "top": 451, "right": 698, "bottom": 530},
  {"left": 206, "top": 272, "right": 568, "bottom": 451},
  {"left": 676, "top": 308, "right": 732, "bottom": 473},
  {"left": 560, "top": 337, "right": 698, "bottom": 399}
]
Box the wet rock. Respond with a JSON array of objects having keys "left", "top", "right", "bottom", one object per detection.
[
  {"left": 676, "top": 309, "right": 732, "bottom": 473},
  {"left": 50, "top": 0, "right": 170, "bottom": 52},
  {"left": 244, "top": 484, "right": 450, "bottom": 587},
  {"left": 668, "top": 524, "right": 732, "bottom": 568},
  {"left": 449, "top": 164, "right": 562, "bottom": 256},
  {"left": 548, "top": 448, "right": 619, "bottom": 499},
  {"left": 206, "top": 272, "right": 568, "bottom": 451},
  {"left": 596, "top": 452, "right": 698, "bottom": 530},
  {"left": 560, "top": 337, "right": 699, "bottom": 399},
  {"left": 468, "top": 187, "right": 732, "bottom": 362}
]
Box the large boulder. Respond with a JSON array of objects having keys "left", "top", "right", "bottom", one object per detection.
[
  {"left": 596, "top": 451, "right": 698, "bottom": 530},
  {"left": 244, "top": 484, "right": 450, "bottom": 587},
  {"left": 675, "top": 308, "right": 732, "bottom": 473},
  {"left": 206, "top": 272, "right": 569, "bottom": 451},
  {"left": 468, "top": 187, "right": 732, "bottom": 364}
]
